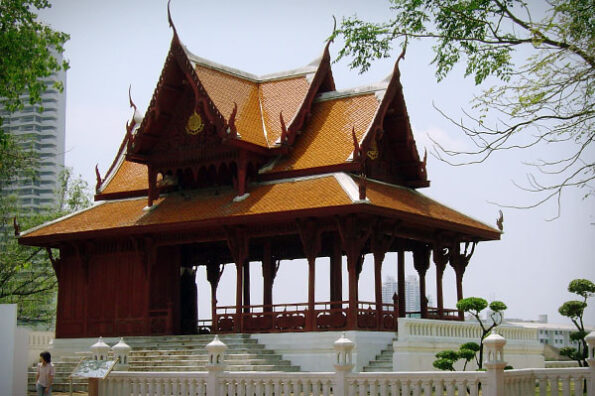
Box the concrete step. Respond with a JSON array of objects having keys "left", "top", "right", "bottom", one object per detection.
[
  {"left": 362, "top": 339, "right": 395, "bottom": 372},
  {"left": 28, "top": 333, "right": 302, "bottom": 393}
]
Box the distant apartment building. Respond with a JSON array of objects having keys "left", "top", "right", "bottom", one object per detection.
[
  {"left": 0, "top": 58, "right": 66, "bottom": 212},
  {"left": 507, "top": 315, "right": 592, "bottom": 349},
  {"left": 382, "top": 275, "right": 423, "bottom": 315}
]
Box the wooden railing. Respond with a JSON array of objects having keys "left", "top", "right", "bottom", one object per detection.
[{"left": 209, "top": 301, "right": 461, "bottom": 333}]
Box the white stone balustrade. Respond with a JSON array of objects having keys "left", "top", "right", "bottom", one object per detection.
[
  {"left": 96, "top": 332, "right": 595, "bottom": 396},
  {"left": 27, "top": 330, "right": 54, "bottom": 366},
  {"left": 395, "top": 318, "right": 544, "bottom": 371}
]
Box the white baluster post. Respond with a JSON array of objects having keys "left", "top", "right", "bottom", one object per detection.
[
  {"left": 484, "top": 332, "right": 507, "bottom": 396},
  {"left": 586, "top": 331, "right": 595, "bottom": 396},
  {"left": 206, "top": 335, "right": 227, "bottom": 396},
  {"left": 333, "top": 332, "right": 355, "bottom": 396},
  {"left": 90, "top": 337, "right": 110, "bottom": 396},
  {"left": 91, "top": 336, "right": 110, "bottom": 360},
  {"left": 112, "top": 337, "right": 132, "bottom": 370}
]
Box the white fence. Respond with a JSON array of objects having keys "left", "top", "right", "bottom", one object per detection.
[
  {"left": 28, "top": 330, "right": 54, "bottom": 365},
  {"left": 395, "top": 318, "right": 543, "bottom": 371},
  {"left": 97, "top": 332, "right": 595, "bottom": 396}
]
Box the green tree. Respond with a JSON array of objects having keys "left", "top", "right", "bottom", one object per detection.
[
  {"left": 0, "top": 0, "right": 69, "bottom": 114},
  {"left": 0, "top": 0, "right": 72, "bottom": 326},
  {"left": 558, "top": 278, "right": 594, "bottom": 367},
  {"left": 433, "top": 297, "right": 507, "bottom": 371},
  {"left": 0, "top": 167, "right": 91, "bottom": 327},
  {"left": 332, "top": 0, "right": 594, "bottom": 216},
  {"left": 0, "top": 0, "right": 69, "bottom": 178},
  {"left": 460, "top": 297, "right": 506, "bottom": 369},
  {"left": 433, "top": 342, "right": 480, "bottom": 371}
]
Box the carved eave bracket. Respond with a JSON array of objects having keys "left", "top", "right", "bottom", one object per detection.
[
  {"left": 297, "top": 218, "right": 323, "bottom": 263},
  {"left": 449, "top": 240, "right": 477, "bottom": 276},
  {"left": 224, "top": 226, "right": 249, "bottom": 266}
]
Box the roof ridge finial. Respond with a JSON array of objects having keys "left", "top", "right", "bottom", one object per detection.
[
  {"left": 396, "top": 34, "right": 408, "bottom": 66},
  {"left": 128, "top": 85, "right": 137, "bottom": 113},
  {"left": 167, "top": 0, "right": 178, "bottom": 36},
  {"left": 328, "top": 15, "right": 337, "bottom": 44}
]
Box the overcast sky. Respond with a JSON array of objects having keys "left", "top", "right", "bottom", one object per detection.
[{"left": 38, "top": 0, "right": 594, "bottom": 327}]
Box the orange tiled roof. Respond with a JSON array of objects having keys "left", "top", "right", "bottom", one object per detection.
[
  {"left": 97, "top": 89, "right": 383, "bottom": 196},
  {"left": 362, "top": 177, "right": 498, "bottom": 235},
  {"left": 193, "top": 63, "right": 313, "bottom": 148},
  {"left": 194, "top": 65, "right": 267, "bottom": 147},
  {"left": 100, "top": 159, "right": 148, "bottom": 195},
  {"left": 260, "top": 77, "right": 311, "bottom": 145},
  {"left": 23, "top": 176, "right": 351, "bottom": 239},
  {"left": 23, "top": 174, "right": 498, "bottom": 242},
  {"left": 265, "top": 92, "right": 381, "bottom": 173}
]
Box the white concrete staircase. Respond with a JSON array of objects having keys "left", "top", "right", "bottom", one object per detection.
[
  {"left": 362, "top": 339, "right": 395, "bottom": 372},
  {"left": 27, "top": 334, "right": 300, "bottom": 393}
]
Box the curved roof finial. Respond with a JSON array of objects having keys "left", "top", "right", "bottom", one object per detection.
[
  {"left": 128, "top": 85, "right": 137, "bottom": 113},
  {"left": 396, "top": 34, "right": 408, "bottom": 66},
  {"left": 325, "top": 15, "right": 338, "bottom": 47},
  {"left": 167, "top": 0, "right": 178, "bottom": 36}
]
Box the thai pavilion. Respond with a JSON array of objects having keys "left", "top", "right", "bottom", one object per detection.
[{"left": 18, "top": 24, "right": 500, "bottom": 340}]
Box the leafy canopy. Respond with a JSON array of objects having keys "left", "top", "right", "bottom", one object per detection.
[
  {"left": 332, "top": 0, "right": 595, "bottom": 216},
  {"left": 558, "top": 278, "right": 594, "bottom": 367},
  {"left": 568, "top": 279, "right": 595, "bottom": 299},
  {"left": 0, "top": 0, "right": 69, "bottom": 113}
]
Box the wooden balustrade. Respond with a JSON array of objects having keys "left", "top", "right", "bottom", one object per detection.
[{"left": 208, "top": 301, "right": 461, "bottom": 333}]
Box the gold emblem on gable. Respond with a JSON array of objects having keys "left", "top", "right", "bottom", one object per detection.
[
  {"left": 367, "top": 138, "right": 379, "bottom": 160},
  {"left": 186, "top": 111, "right": 204, "bottom": 135}
]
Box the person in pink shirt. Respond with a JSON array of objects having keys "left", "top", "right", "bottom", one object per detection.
[{"left": 36, "top": 351, "right": 54, "bottom": 396}]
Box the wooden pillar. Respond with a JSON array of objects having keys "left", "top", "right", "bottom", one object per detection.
[
  {"left": 346, "top": 255, "right": 358, "bottom": 328},
  {"left": 206, "top": 263, "right": 224, "bottom": 333},
  {"left": 337, "top": 216, "right": 371, "bottom": 330},
  {"left": 298, "top": 219, "right": 321, "bottom": 331},
  {"left": 433, "top": 244, "right": 449, "bottom": 319},
  {"left": 330, "top": 234, "right": 342, "bottom": 309},
  {"left": 397, "top": 247, "right": 406, "bottom": 318},
  {"left": 373, "top": 252, "right": 383, "bottom": 326},
  {"left": 262, "top": 241, "right": 273, "bottom": 311},
  {"left": 450, "top": 241, "right": 476, "bottom": 320},
  {"left": 235, "top": 262, "right": 243, "bottom": 329},
  {"left": 307, "top": 257, "right": 315, "bottom": 330},
  {"left": 413, "top": 245, "right": 430, "bottom": 319},
  {"left": 371, "top": 228, "right": 395, "bottom": 329},
  {"left": 225, "top": 227, "right": 249, "bottom": 332},
  {"left": 243, "top": 261, "right": 250, "bottom": 313}
]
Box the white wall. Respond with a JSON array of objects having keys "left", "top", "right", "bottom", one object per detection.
[
  {"left": 14, "top": 327, "right": 29, "bottom": 396},
  {"left": 254, "top": 330, "right": 395, "bottom": 372},
  {"left": 393, "top": 318, "right": 544, "bottom": 371},
  {"left": 0, "top": 304, "right": 17, "bottom": 396}
]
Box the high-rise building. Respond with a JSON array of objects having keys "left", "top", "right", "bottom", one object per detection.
[
  {"left": 0, "top": 58, "right": 66, "bottom": 212},
  {"left": 382, "top": 275, "right": 424, "bottom": 315}
]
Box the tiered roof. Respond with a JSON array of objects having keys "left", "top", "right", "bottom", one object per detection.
[
  {"left": 22, "top": 173, "right": 499, "bottom": 244},
  {"left": 20, "top": 31, "right": 500, "bottom": 246}
]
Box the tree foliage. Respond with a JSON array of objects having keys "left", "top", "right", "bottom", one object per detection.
[
  {"left": 433, "top": 297, "right": 506, "bottom": 371},
  {"left": 0, "top": 162, "right": 91, "bottom": 327},
  {"left": 0, "top": 0, "right": 69, "bottom": 113},
  {"left": 433, "top": 341, "right": 481, "bottom": 371},
  {"left": 558, "top": 278, "right": 594, "bottom": 366},
  {"left": 0, "top": 0, "right": 73, "bottom": 327},
  {"left": 331, "top": 0, "right": 594, "bottom": 216},
  {"left": 455, "top": 296, "right": 506, "bottom": 369}
]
